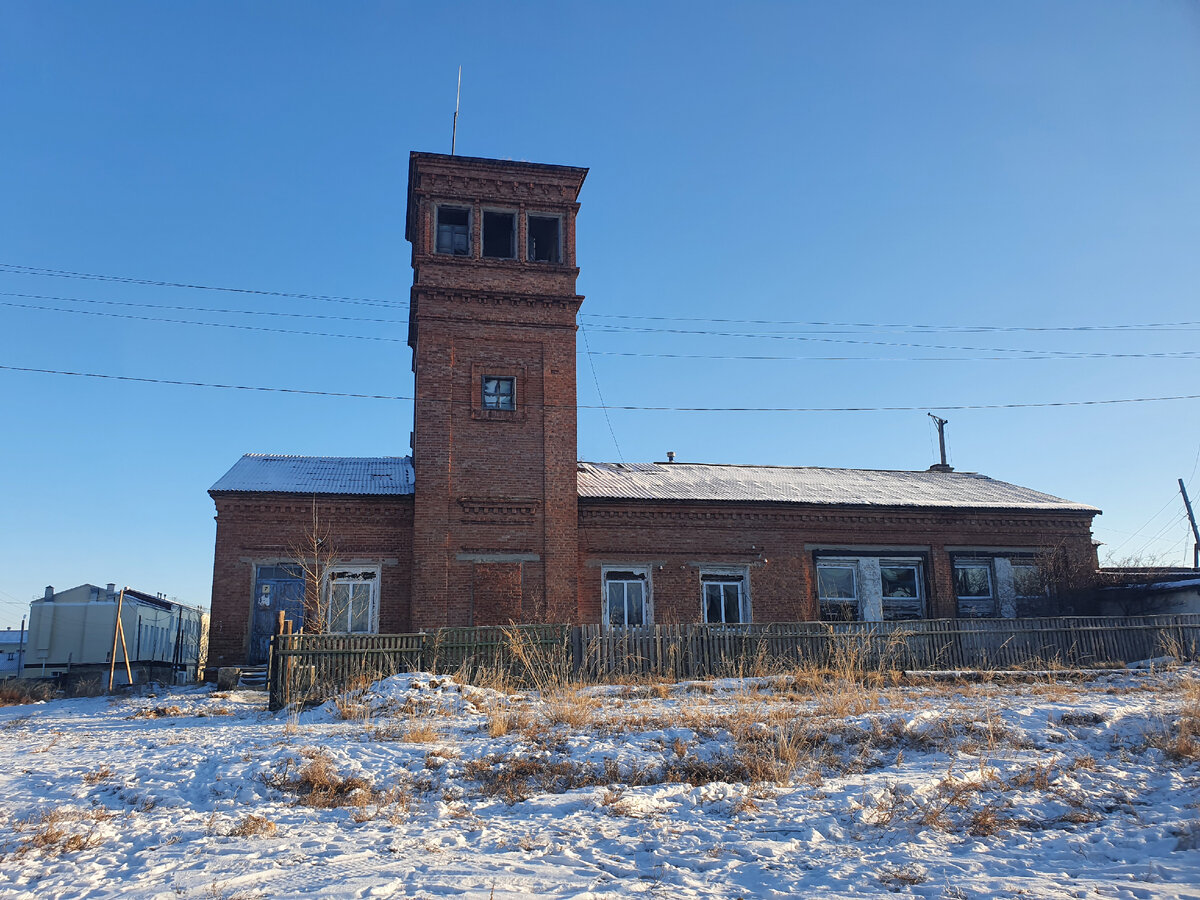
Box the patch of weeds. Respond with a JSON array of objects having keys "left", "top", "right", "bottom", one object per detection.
[
  {"left": 227, "top": 814, "right": 277, "bottom": 838},
  {"left": 0, "top": 680, "right": 54, "bottom": 706},
  {"left": 130, "top": 705, "right": 185, "bottom": 719},
  {"left": 1059, "top": 710, "right": 1106, "bottom": 727},
  {"left": 9, "top": 807, "right": 113, "bottom": 857},
  {"left": 83, "top": 765, "right": 117, "bottom": 785},
  {"left": 2, "top": 714, "right": 34, "bottom": 729},
  {"left": 263, "top": 748, "right": 378, "bottom": 809},
  {"left": 877, "top": 863, "right": 928, "bottom": 886}
]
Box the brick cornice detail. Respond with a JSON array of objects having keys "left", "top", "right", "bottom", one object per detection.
[
  {"left": 412, "top": 286, "right": 582, "bottom": 312},
  {"left": 577, "top": 505, "right": 1092, "bottom": 532},
  {"left": 457, "top": 496, "right": 540, "bottom": 522}
]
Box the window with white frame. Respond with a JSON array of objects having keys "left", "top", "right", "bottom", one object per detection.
[
  {"left": 954, "top": 559, "right": 996, "bottom": 618},
  {"left": 326, "top": 568, "right": 379, "bottom": 634},
  {"left": 436, "top": 206, "right": 470, "bottom": 256},
  {"left": 481, "top": 375, "right": 516, "bottom": 411},
  {"left": 701, "top": 569, "right": 749, "bottom": 625},
  {"left": 879, "top": 561, "right": 925, "bottom": 620},
  {"left": 817, "top": 564, "right": 858, "bottom": 621},
  {"left": 602, "top": 567, "right": 649, "bottom": 628}
]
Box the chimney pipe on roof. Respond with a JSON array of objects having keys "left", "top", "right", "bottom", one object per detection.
[
  {"left": 666, "top": 451, "right": 676, "bottom": 463},
  {"left": 44, "top": 586, "right": 53, "bottom": 600}
]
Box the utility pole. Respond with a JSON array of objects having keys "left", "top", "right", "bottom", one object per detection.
[
  {"left": 1179, "top": 478, "right": 1200, "bottom": 569},
  {"left": 927, "top": 413, "right": 953, "bottom": 472}
]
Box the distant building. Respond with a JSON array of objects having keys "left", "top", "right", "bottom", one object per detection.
[
  {"left": 1096, "top": 568, "right": 1200, "bottom": 616},
  {"left": 0, "top": 625, "right": 25, "bottom": 681},
  {"left": 23, "top": 584, "right": 206, "bottom": 684},
  {"left": 207, "top": 151, "right": 1101, "bottom": 668}
]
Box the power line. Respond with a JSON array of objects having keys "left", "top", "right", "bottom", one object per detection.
[
  {"left": 0, "top": 262, "right": 402, "bottom": 310},
  {"left": 581, "top": 312, "right": 1200, "bottom": 334},
  {"left": 0, "top": 290, "right": 409, "bottom": 324},
  {"left": 0, "top": 300, "right": 407, "bottom": 343},
  {"left": 3, "top": 261, "right": 1195, "bottom": 335},
  {"left": 583, "top": 324, "right": 1199, "bottom": 359},
  {"left": 8, "top": 298, "right": 1199, "bottom": 361},
  {"left": 584, "top": 349, "right": 1200, "bottom": 362},
  {"left": 580, "top": 323, "right": 623, "bottom": 462},
  {"left": 5, "top": 363, "right": 1200, "bottom": 413}
]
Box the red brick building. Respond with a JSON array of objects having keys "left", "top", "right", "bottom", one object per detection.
[{"left": 207, "top": 152, "right": 1099, "bottom": 667}]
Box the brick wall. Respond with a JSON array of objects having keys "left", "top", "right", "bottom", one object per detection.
[
  {"left": 577, "top": 499, "right": 1098, "bottom": 624},
  {"left": 207, "top": 493, "right": 414, "bottom": 666},
  {"left": 407, "top": 153, "right": 585, "bottom": 629}
]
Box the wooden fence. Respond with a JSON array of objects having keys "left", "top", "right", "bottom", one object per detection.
[{"left": 267, "top": 615, "right": 1200, "bottom": 709}]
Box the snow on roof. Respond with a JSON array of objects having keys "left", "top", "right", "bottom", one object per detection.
[
  {"left": 576, "top": 461, "right": 1098, "bottom": 512},
  {"left": 210, "top": 455, "right": 415, "bottom": 495},
  {"left": 210, "top": 455, "right": 1095, "bottom": 512}
]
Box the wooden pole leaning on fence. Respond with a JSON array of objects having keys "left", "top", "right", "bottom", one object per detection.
[{"left": 107, "top": 586, "right": 134, "bottom": 692}]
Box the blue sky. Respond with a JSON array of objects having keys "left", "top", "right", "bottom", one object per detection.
[{"left": 2, "top": 2, "right": 1199, "bottom": 627}]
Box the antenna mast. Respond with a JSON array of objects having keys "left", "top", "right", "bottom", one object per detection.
[
  {"left": 927, "top": 413, "right": 953, "bottom": 472},
  {"left": 451, "top": 66, "right": 461, "bottom": 155}
]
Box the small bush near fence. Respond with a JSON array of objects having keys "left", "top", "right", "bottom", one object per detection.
[{"left": 267, "top": 615, "right": 1200, "bottom": 710}]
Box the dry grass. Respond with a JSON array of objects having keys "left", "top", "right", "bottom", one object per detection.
[
  {"left": 227, "top": 814, "right": 277, "bottom": 838},
  {"left": 9, "top": 807, "right": 113, "bottom": 857},
  {"left": 264, "top": 748, "right": 378, "bottom": 809},
  {"left": 0, "top": 680, "right": 54, "bottom": 706},
  {"left": 129, "top": 705, "right": 184, "bottom": 719},
  {"left": 82, "top": 765, "right": 116, "bottom": 785}
]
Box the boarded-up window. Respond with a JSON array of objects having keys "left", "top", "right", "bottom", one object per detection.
[{"left": 472, "top": 563, "right": 522, "bottom": 626}]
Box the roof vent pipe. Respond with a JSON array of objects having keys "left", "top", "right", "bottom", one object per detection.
[
  {"left": 666, "top": 451, "right": 676, "bottom": 463},
  {"left": 44, "top": 586, "right": 53, "bottom": 600}
]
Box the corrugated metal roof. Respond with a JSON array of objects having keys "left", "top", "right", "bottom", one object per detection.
[
  {"left": 576, "top": 461, "right": 1097, "bottom": 512},
  {"left": 210, "top": 455, "right": 415, "bottom": 495}
]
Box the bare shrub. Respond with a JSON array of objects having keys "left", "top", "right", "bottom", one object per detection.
[
  {"left": 11, "top": 807, "right": 112, "bottom": 857},
  {"left": 0, "top": 680, "right": 54, "bottom": 706},
  {"left": 83, "top": 766, "right": 116, "bottom": 785},
  {"left": 228, "top": 814, "right": 277, "bottom": 838},
  {"left": 878, "top": 863, "right": 928, "bottom": 886},
  {"left": 264, "top": 749, "right": 377, "bottom": 808}
]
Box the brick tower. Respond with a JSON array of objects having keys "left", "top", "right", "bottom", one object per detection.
[{"left": 405, "top": 152, "right": 588, "bottom": 629}]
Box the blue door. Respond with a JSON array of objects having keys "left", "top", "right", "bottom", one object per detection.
[{"left": 250, "top": 564, "right": 306, "bottom": 665}]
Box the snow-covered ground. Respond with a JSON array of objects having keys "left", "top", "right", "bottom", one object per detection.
[{"left": 1, "top": 667, "right": 1198, "bottom": 899}]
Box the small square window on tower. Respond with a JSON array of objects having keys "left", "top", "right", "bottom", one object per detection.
[
  {"left": 436, "top": 206, "right": 470, "bottom": 256},
  {"left": 527, "top": 214, "right": 561, "bottom": 263},
  {"left": 481, "top": 375, "right": 515, "bottom": 411},
  {"left": 482, "top": 210, "right": 516, "bottom": 259}
]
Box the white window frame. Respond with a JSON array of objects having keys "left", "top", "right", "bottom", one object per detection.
[
  {"left": 325, "top": 566, "right": 380, "bottom": 634},
  {"left": 601, "top": 566, "right": 652, "bottom": 630},
  {"left": 953, "top": 558, "right": 997, "bottom": 618},
  {"left": 526, "top": 212, "right": 563, "bottom": 263},
  {"left": 700, "top": 567, "right": 750, "bottom": 625},
  {"left": 816, "top": 562, "right": 859, "bottom": 621}
]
